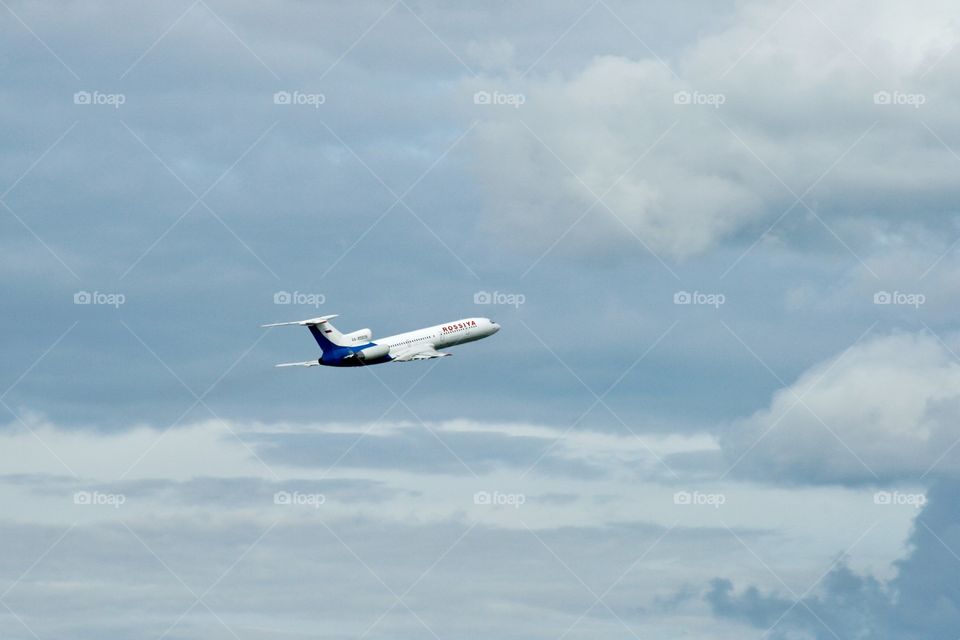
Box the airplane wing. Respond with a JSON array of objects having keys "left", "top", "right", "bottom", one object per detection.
[
  {"left": 274, "top": 360, "right": 321, "bottom": 368},
  {"left": 391, "top": 345, "right": 452, "bottom": 362}
]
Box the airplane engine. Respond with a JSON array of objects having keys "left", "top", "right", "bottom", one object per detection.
[{"left": 354, "top": 343, "right": 390, "bottom": 361}]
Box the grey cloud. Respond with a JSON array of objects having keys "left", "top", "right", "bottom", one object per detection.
[
  {"left": 707, "top": 478, "right": 960, "bottom": 640},
  {"left": 248, "top": 425, "right": 607, "bottom": 478},
  {"left": 122, "top": 476, "right": 399, "bottom": 506},
  {"left": 0, "top": 513, "right": 730, "bottom": 640}
]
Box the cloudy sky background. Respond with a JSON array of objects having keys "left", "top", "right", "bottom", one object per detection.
[{"left": 3, "top": 0, "right": 960, "bottom": 637}]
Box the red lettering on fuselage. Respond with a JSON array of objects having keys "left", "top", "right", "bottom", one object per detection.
[{"left": 441, "top": 320, "right": 478, "bottom": 333}]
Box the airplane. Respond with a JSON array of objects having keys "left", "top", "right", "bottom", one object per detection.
[{"left": 262, "top": 314, "right": 500, "bottom": 367}]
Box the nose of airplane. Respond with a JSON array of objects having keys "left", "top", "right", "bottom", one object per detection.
[{"left": 490, "top": 320, "right": 500, "bottom": 333}]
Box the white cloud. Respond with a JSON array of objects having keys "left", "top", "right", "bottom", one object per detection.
[
  {"left": 467, "top": 0, "right": 960, "bottom": 260},
  {"left": 722, "top": 331, "right": 960, "bottom": 483},
  {"left": 0, "top": 415, "right": 264, "bottom": 481}
]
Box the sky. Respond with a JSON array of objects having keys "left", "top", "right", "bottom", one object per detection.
[{"left": 3, "top": 0, "right": 960, "bottom": 637}]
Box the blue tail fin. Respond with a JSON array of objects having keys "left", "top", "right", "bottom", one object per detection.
[
  {"left": 308, "top": 322, "right": 343, "bottom": 352},
  {"left": 262, "top": 315, "right": 345, "bottom": 354}
]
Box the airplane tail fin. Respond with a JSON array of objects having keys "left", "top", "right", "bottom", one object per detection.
[{"left": 262, "top": 315, "right": 345, "bottom": 352}]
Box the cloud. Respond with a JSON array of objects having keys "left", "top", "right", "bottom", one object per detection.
[
  {"left": 0, "top": 413, "right": 724, "bottom": 527},
  {"left": 3, "top": 1, "right": 959, "bottom": 637},
  {"left": 720, "top": 331, "right": 960, "bottom": 484},
  {"left": 0, "top": 417, "right": 763, "bottom": 639},
  {"left": 0, "top": 418, "right": 922, "bottom": 639},
  {"left": 468, "top": 55, "right": 765, "bottom": 259},
  {"left": 253, "top": 418, "right": 717, "bottom": 479},
  {"left": 707, "top": 477, "right": 960, "bottom": 640},
  {"left": 467, "top": 0, "right": 960, "bottom": 260},
  {"left": 707, "top": 327, "right": 960, "bottom": 635}
]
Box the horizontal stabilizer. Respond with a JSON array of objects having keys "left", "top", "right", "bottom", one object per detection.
[
  {"left": 262, "top": 315, "right": 338, "bottom": 328},
  {"left": 275, "top": 360, "right": 321, "bottom": 368}
]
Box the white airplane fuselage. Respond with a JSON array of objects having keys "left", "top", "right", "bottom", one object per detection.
[{"left": 264, "top": 315, "right": 500, "bottom": 367}]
